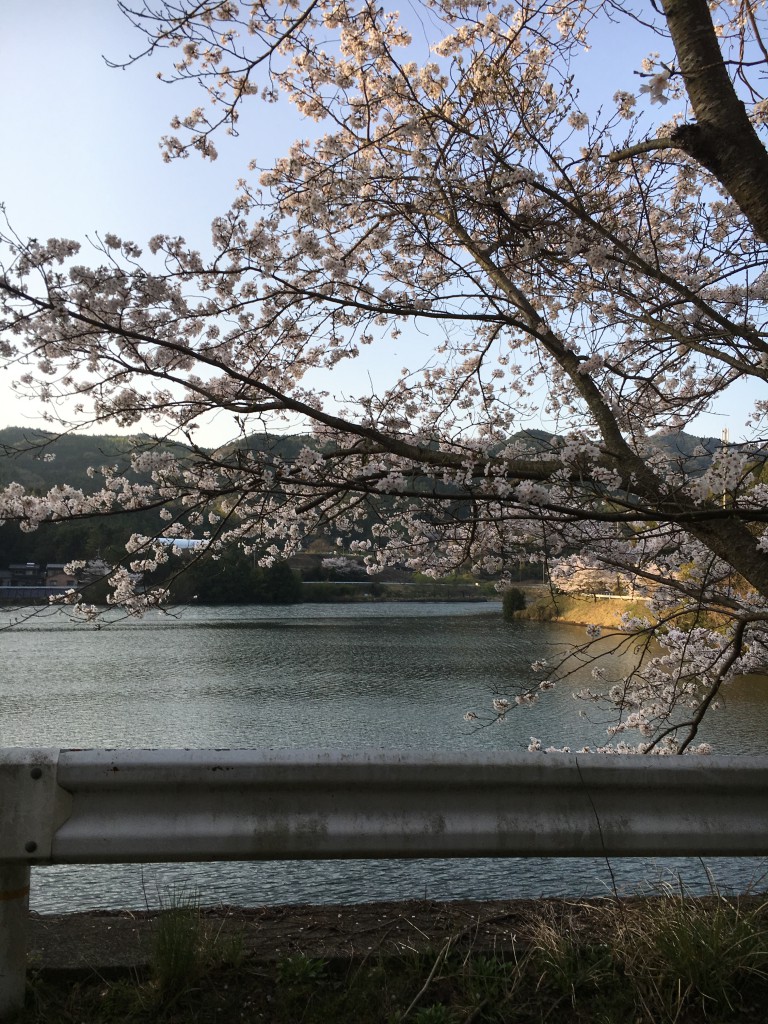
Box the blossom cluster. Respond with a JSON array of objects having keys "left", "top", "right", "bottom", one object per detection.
[{"left": 1, "top": 0, "right": 768, "bottom": 753}]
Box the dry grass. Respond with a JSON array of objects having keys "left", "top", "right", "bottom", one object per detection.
[{"left": 15, "top": 890, "right": 768, "bottom": 1023}]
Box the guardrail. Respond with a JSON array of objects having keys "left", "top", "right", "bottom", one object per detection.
[{"left": 2, "top": 748, "right": 768, "bottom": 1016}]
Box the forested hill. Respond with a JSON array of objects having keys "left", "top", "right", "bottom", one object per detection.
[
  {"left": 0, "top": 425, "right": 723, "bottom": 495},
  {"left": 0, "top": 427, "right": 313, "bottom": 494},
  {"left": 0, "top": 423, "right": 726, "bottom": 574},
  {"left": 506, "top": 426, "right": 722, "bottom": 469},
  {"left": 0, "top": 428, "right": 314, "bottom": 570}
]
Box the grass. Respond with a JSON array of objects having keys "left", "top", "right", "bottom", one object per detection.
[
  {"left": 518, "top": 592, "right": 655, "bottom": 628},
  {"left": 150, "top": 887, "right": 205, "bottom": 996},
  {"left": 624, "top": 884, "right": 768, "bottom": 1020},
  {"left": 13, "top": 891, "right": 768, "bottom": 1023}
]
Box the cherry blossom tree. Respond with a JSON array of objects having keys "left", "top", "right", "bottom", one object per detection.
[
  {"left": 2, "top": 0, "right": 768, "bottom": 752},
  {"left": 549, "top": 554, "right": 635, "bottom": 597}
]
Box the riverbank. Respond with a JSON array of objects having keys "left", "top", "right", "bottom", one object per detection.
[
  {"left": 514, "top": 590, "right": 653, "bottom": 629},
  {"left": 18, "top": 894, "right": 768, "bottom": 1023},
  {"left": 0, "top": 582, "right": 504, "bottom": 606},
  {"left": 301, "top": 581, "right": 501, "bottom": 603},
  {"left": 25, "top": 897, "right": 559, "bottom": 971}
]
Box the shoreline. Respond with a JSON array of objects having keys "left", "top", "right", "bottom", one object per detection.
[
  {"left": 20, "top": 894, "right": 768, "bottom": 1024},
  {"left": 513, "top": 592, "right": 652, "bottom": 629},
  {"left": 26, "top": 898, "right": 529, "bottom": 972},
  {"left": 26, "top": 892, "right": 761, "bottom": 973}
]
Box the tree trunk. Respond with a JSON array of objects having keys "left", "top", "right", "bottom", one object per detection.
[
  {"left": 663, "top": 0, "right": 768, "bottom": 242},
  {"left": 686, "top": 516, "right": 768, "bottom": 599}
]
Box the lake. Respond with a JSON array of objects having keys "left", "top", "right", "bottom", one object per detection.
[{"left": 2, "top": 601, "right": 767, "bottom": 911}]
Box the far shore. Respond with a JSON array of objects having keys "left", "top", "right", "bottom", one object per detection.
[{"left": 513, "top": 588, "right": 654, "bottom": 629}]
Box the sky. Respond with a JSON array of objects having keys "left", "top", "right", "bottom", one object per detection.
[
  {"left": 1, "top": 2, "right": 254, "bottom": 245},
  {"left": 0, "top": 0, "right": 760, "bottom": 446},
  {"left": 0, "top": 0, "right": 297, "bottom": 443}
]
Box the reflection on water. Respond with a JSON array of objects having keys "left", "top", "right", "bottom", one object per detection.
[
  {"left": 1, "top": 602, "right": 766, "bottom": 911},
  {"left": 32, "top": 855, "right": 768, "bottom": 915}
]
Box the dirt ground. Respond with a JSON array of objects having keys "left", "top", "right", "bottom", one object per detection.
[{"left": 25, "top": 898, "right": 606, "bottom": 974}]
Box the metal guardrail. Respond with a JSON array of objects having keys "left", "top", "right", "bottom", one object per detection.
[{"left": 2, "top": 748, "right": 768, "bottom": 1015}]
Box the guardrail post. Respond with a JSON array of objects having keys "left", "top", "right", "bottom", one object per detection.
[
  {"left": 0, "top": 862, "right": 30, "bottom": 1019},
  {"left": 0, "top": 748, "right": 71, "bottom": 1020}
]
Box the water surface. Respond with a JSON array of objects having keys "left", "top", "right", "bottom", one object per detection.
[{"left": 2, "top": 602, "right": 765, "bottom": 911}]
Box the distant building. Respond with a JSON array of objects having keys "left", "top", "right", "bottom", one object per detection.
[
  {"left": 45, "top": 564, "right": 78, "bottom": 588},
  {"left": 8, "top": 563, "right": 46, "bottom": 586}
]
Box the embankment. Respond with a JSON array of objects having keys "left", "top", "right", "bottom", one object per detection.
[{"left": 515, "top": 592, "right": 654, "bottom": 629}]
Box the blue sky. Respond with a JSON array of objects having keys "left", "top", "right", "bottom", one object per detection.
[
  {"left": 1, "top": 2, "right": 252, "bottom": 244},
  {"left": 0, "top": 0, "right": 758, "bottom": 445},
  {"left": 0, "top": 1, "right": 303, "bottom": 442}
]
